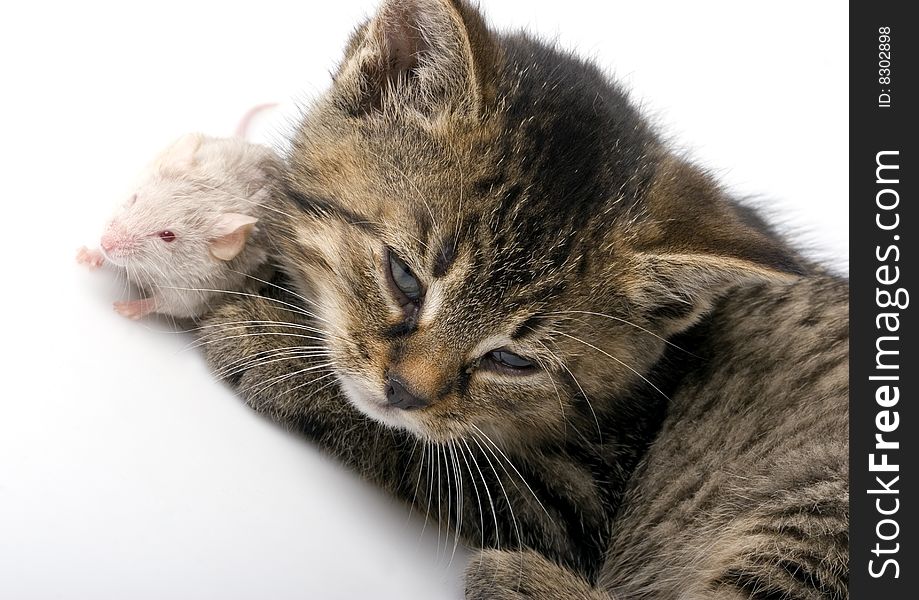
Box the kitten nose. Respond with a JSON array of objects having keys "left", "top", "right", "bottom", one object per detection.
[{"left": 385, "top": 376, "right": 429, "bottom": 410}]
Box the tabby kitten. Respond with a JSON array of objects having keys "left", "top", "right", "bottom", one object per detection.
[{"left": 200, "top": 1, "right": 848, "bottom": 598}]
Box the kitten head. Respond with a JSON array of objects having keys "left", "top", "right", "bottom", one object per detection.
[{"left": 276, "top": 0, "right": 802, "bottom": 444}]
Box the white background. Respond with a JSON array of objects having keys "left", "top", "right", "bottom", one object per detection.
[{"left": 0, "top": 2, "right": 847, "bottom": 599}]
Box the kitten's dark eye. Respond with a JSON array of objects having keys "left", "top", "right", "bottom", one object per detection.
[
  {"left": 158, "top": 230, "right": 176, "bottom": 242},
  {"left": 387, "top": 249, "right": 422, "bottom": 304},
  {"left": 484, "top": 349, "right": 536, "bottom": 374}
]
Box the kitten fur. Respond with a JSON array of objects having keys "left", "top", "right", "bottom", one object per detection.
[{"left": 199, "top": 1, "right": 848, "bottom": 598}]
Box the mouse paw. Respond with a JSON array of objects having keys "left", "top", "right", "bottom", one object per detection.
[
  {"left": 77, "top": 246, "right": 105, "bottom": 269},
  {"left": 114, "top": 298, "right": 157, "bottom": 320}
]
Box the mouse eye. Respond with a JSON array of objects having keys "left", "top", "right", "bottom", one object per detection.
[{"left": 157, "top": 230, "right": 177, "bottom": 242}]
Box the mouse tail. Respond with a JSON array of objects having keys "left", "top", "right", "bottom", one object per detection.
[{"left": 235, "top": 103, "right": 278, "bottom": 139}]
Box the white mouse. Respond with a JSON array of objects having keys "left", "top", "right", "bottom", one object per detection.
[{"left": 78, "top": 132, "right": 284, "bottom": 320}]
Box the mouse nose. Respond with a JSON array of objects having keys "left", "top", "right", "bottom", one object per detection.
[
  {"left": 100, "top": 233, "right": 117, "bottom": 253},
  {"left": 385, "top": 376, "right": 429, "bottom": 410}
]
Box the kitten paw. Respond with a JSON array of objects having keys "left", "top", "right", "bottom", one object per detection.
[
  {"left": 76, "top": 246, "right": 105, "bottom": 269},
  {"left": 198, "top": 296, "right": 286, "bottom": 387},
  {"left": 465, "top": 549, "right": 608, "bottom": 600},
  {"left": 114, "top": 298, "right": 156, "bottom": 320},
  {"left": 197, "top": 291, "right": 320, "bottom": 406}
]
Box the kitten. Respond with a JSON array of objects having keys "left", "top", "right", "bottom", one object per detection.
[{"left": 199, "top": 1, "right": 848, "bottom": 598}]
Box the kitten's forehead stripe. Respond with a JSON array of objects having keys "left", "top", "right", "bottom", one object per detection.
[
  {"left": 432, "top": 239, "right": 458, "bottom": 278},
  {"left": 289, "top": 190, "right": 380, "bottom": 234},
  {"left": 415, "top": 210, "right": 432, "bottom": 248},
  {"left": 511, "top": 314, "right": 545, "bottom": 340}
]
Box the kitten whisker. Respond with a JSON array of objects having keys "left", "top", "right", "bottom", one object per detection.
[
  {"left": 213, "top": 345, "right": 328, "bottom": 370},
  {"left": 447, "top": 439, "right": 464, "bottom": 568},
  {"left": 536, "top": 355, "right": 570, "bottom": 435},
  {"left": 556, "top": 331, "right": 672, "bottom": 402},
  {"left": 214, "top": 351, "right": 331, "bottom": 382},
  {"left": 548, "top": 310, "right": 698, "bottom": 356},
  {"left": 193, "top": 318, "right": 351, "bottom": 350},
  {"left": 536, "top": 338, "right": 602, "bottom": 442},
  {"left": 404, "top": 438, "right": 424, "bottom": 526},
  {"left": 280, "top": 372, "right": 339, "bottom": 400},
  {"left": 421, "top": 441, "right": 436, "bottom": 543},
  {"left": 469, "top": 434, "right": 522, "bottom": 553},
  {"left": 456, "top": 438, "right": 486, "bottom": 552},
  {"left": 229, "top": 268, "right": 329, "bottom": 317},
  {"left": 158, "top": 285, "right": 318, "bottom": 320},
  {"left": 436, "top": 442, "right": 444, "bottom": 560},
  {"left": 183, "top": 331, "right": 328, "bottom": 354},
  {"left": 471, "top": 425, "right": 554, "bottom": 525},
  {"left": 251, "top": 362, "right": 334, "bottom": 396},
  {"left": 188, "top": 320, "right": 330, "bottom": 337},
  {"left": 441, "top": 443, "right": 451, "bottom": 561},
  {"left": 463, "top": 438, "right": 501, "bottom": 551}
]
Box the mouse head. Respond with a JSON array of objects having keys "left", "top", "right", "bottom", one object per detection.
[{"left": 100, "top": 133, "right": 259, "bottom": 273}]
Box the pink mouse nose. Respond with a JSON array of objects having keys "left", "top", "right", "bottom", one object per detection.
[{"left": 100, "top": 233, "right": 117, "bottom": 253}]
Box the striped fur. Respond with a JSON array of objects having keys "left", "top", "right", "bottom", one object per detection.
[{"left": 199, "top": 2, "right": 848, "bottom": 598}]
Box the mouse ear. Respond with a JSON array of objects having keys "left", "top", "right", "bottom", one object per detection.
[
  {"left": 158, "top": 133, "right": 204, "bottom": 173},
  {"left": 209, "top": 213, "right": 259, "bottom": 261}
]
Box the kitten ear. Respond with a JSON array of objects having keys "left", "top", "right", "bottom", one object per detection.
[
  {"left": 623, "top": 158, "right": 805, "bottom": 336},
  {"left": 334, "top": 0, "right": 498, "bottom": 117},
  {"left": 627, "top": 252, "right": 799, "bottom": 336},
  {"left": 157, "top": 132, "right": 204, "bottom": 173},
  {"left": 209, "top": 213, "right": 259, "bottom": 261}
]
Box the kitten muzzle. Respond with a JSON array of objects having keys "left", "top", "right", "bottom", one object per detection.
[{"left": 385, "top": 376, "right": 430, "bottom": 410}]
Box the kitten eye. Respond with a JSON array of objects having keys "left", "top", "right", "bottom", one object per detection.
[
  {"left": 387, "top": 249, "right": 422, "bottom": 304},
  {"left": 484, "top": 349, "right": 536, "bottom": 374},
  {"left": 157, "top": 230, "right": 177, "bottom": 242}
]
